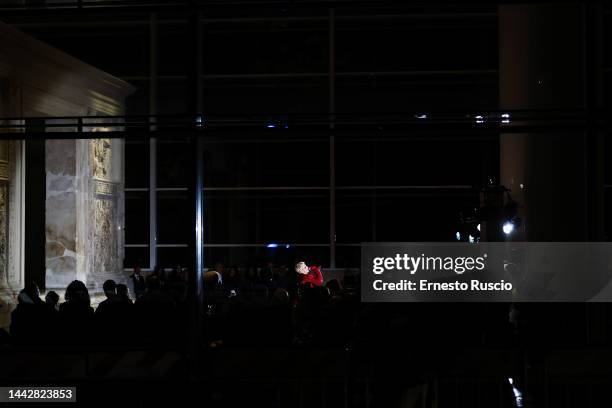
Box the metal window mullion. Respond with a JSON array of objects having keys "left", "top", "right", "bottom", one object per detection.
[
  {"left": 329, "top": 8, "right": 336, "bottom": 269},
  {"left": 149, "top": 12, "right": 158, "bottom": 270}
]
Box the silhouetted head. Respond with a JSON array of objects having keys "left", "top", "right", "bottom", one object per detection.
[
  {"left": 214, "top": 262, "right": 225, "bottom": 274},
  {"left": 204, "top": 271, "right": 221, "bottom": 288},
  {"left": 326, "top": 279, "right": 341, "bottom": 296},
  {"left": 17, "top": 289, "right": 36, "bottom": 305},
  {"left": 45, "top": 291, "right": 60, "bottom": 308},
  {"left": 271, "top": 288, "right": 290, "bottom": 306},
  {"left": 65, "top": 280, "right": 91, "bottom": 306},
  {"left": 275, "top": 265, "right": 289, "bottom": 278},
  {"left": 102, "top": 279, "right": 117, "bottom": 299},
  {"left": 22, "top": 281, "right": 42, "bottom": 304},
  {"left": 227, "top": 266, "right": 239, "bottom": 279},
  {"left": 116, "top": 284, "right": 130, "bottom": 299}
]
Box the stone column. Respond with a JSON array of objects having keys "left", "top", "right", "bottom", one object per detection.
[
  {"left": 45, "top": 138, "right": 78, "bottom": 289},
  {"left": 0, "top": 141, "right": 10, "bottom": 329},
  {"left": 80, "top": 135, "right": 126, "bottom": 289},
  {"left": 7, "top": 139, "right": 25, "bottom": 296},
  {"left": 0, "top": 80, "right": 26, "bottom": 330},
  {"left": 45, "top": 120, "right": 126, "bottom": 292}
]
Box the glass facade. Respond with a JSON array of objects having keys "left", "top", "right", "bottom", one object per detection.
[{"left": 6, "top": 3, "right": 611, "bottom": 271}]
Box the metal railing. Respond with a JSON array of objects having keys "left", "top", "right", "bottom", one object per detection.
[{"left": 0, "top": 110, "right": 606, "bottom": 139}]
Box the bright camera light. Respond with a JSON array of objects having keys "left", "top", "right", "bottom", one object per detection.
[
  {"left": 455, "top": 232, "right": 461, "bottom": 241},
  {"left": 266, "top": 243, "right": 278, "bottom": 248},
  {"left": 503, "top": 221, "right": 515, "bottom": 235}
]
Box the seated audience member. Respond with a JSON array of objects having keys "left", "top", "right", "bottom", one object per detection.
[
  {"left": 134, "top": 275, "right": 176, "bottom": 345},
  {"left": 273, "top": 265, "right": 293, "bottom": 291},
  {"left": 222, "top": 266, "right": 242, "bottom": 294},
  {"left": 203, "top": 271, "right": 227, "bottom": 347},
  {"left": 130, "top": 265, "right": 146, "bottom": 299},
  {"left": 58, "top": 280, "right": 94, "bottom": 344},
  {"left": 45, "top": 291, "right": 60, "bottom": 312},
  {"left": 166, "top": 268, "right": 188, "bottom": 304},
  {"left": 95, "top": 280, "right": 134, "bottom": 344},
  {"left": 116, "top": 284, "right": 133, "bottom": 304},
  {"left": 213, "top": 262, "right": 225, "bottom": 278},
  {"left": 325, "top": 279, "right": 344, "bottom": 305},
  {"left": 341, "top": 274, "right": 358, "bottom": 298},
  {"left": 265, "top": 288, "right": 293, "bottom": 345},
  {"left": 94, "top": 280, "right": 119, "bottom": 317},
  {"left": 10, "top": 282, "right": 47, "bottom": 345},
  {"left": 259, "top": 262, "right": 277, "bottom": 291},
  {"left": 101, "top": 279, "right": 118, "bottom": 302}
]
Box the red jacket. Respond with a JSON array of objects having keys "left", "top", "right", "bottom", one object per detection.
[{"left": 300, "top": 265, "right": 323, "bottom": 287}]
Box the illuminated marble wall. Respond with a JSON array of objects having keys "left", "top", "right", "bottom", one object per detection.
[
  {"left": 0, "top": 139, "right": 25, "bottom": 330},
  {"left": 45, "top": 136, "right": 125, "bottom": 291},
  {"left": 45, "top": 139, "right": 77, "bottom": 288},
  {"left": 0, "top": 141, "right": 10, "bottom": 328}
]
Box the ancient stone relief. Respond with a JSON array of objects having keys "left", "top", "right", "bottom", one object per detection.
[
  {"left": 91, "top": 138, "right": 112, "bottom": 182},
  {"left": 94, "top": 198, "right": 116, "bottom": 275},
  {"left": 90, "top": 137, "right": 121, "bottom": 281},
  {"left": 0, "top": 141, "right": 8, "bottom": 182},
  {"left": 0, "top": 140, "right": 9, "bottom": 289},
  {"left": 0, "top": 184, "right": 7, "bottom": 287}
]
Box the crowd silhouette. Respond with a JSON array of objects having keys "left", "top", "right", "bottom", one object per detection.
[
  {"left": 201, "top": 262, "right": 359, "bottom": 347},
  {"left": 7, "top": 266, "right": 189, "bottom": 348},
  {"left": 2, "top": 262, "right": 360, "bottom": 349},
  {"left": 3, "top": 262, "right": 528, "bottom": 350}
]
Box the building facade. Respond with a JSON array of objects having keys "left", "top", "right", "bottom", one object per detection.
[{"left": 0, "top": 21, "right": 134, "bottom": 328}]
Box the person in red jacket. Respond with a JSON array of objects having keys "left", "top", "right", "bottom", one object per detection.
[{"left": 295, "top": 261, "right": 323, "bottom": 288}]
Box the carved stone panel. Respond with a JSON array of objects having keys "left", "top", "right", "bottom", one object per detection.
[
  {"left": 92, "top": 197, "right": 117, "bottom": 278},
  {"left": 0, "top": 184, "right": 7, "bottom": 287},
  {"left": 91, "top": 138, "right": 112, "bottom": 181},
  {"left": 0, "top": 141, "right": 8, "bottom": 181}
]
